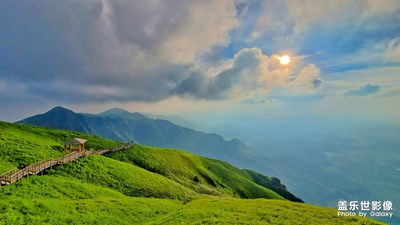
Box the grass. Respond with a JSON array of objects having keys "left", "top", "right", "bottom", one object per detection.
[
  {"left": 108, "top": 145, "right": 288, "bottom": 200},
  {"left": 0, "top": 180, "right": 386, "bottom": 225},
  {"left": 0, "top": 121, "right": 120, "bottom": 174},
  {"left": 0, "top": 121, "right": 387, "bottom": 224},
  {"left": 0, "top": 176, "right": 181, "bottom": 225},
  {"left": 51, "top": 155, "right": 196, "bottom": 201},
  {"left": 158, "top": 197, "right": 386, "bottom": 225}
]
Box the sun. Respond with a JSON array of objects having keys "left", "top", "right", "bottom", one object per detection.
[{"left": 279, "top": 55, "right": 291, "bottom": 65}]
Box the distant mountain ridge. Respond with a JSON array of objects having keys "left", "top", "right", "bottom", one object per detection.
[
  {"left": 19, "top": 107, "right": 247, "bottom": 154},
  {"left": 18, "top": 106, "right": 286, "bottom": 190}
]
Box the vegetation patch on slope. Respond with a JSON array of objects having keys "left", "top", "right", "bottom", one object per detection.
[
  {"left": 158, "top": 198, "right": 385, "bottom": 225},
  {"left": 108, "top": 145, "right": 293, "bottom": 200},
  {"left": 0, "top": 121, "right": 119, "bottom": 174},
  {"left": 0, "top": 176, "right": 181, "bottom": 225},
  {"left": 51, "top": 155, "right": 196, "bottom": 201},
  {"left": 0, "top": 178, "right": 385, "bottom": 225}
]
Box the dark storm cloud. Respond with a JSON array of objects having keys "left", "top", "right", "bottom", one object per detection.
[
  {"left": 311, "top": 79, "right": 323, "bottom": 89},
  {"left": 0, "top": 0, "right": 237, "bottom": 104},
  {"left": 175, "top": 48, "right": 265, "bottom": 99},
  {"left": 25, "top": 64, "right": 194, "bottom": 103},
  {"left": 176, "top": 69, "right": 237, "bottom": 100}
]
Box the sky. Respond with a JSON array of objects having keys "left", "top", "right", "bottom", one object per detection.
[{"left": 1, "top": 0, "right": 400, "bottom": 126}]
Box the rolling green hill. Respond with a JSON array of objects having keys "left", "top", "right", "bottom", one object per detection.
[
  {"left": 107, "top": 145, "right": 301, "bottom": 201},
  {"left": 0, "top": 121, "right": 120, "bottom": 174},
  {"left": 0, "top": 121, "right": 385, "bottom": 224}
]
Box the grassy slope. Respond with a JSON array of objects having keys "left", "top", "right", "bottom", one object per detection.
[
  {"left": 0, "top": 181, "right": 385, "bottom": 225},
  {"left": 0, "top": 176, "right": 181, "bottom": 225},
  {"left": 107, "top": 145, "right": 285, "bottom": 200},
  {"left": 0, "top": 122, "right": 119, "bottom": 173},
  {"left": 159, "top": 198, "right": 385, "bottom": 225},
  {"left": 0, "top": 121, "right": 386, "bottom": 224},
  {"left": 52, "top": 155, "right": 196, "bottom": 201}
]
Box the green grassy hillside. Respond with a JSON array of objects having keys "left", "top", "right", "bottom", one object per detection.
[
  {"left": 0, "top": 121, "right": 386, "bottom": 224},
  {"left": 52, "top": 155, "right": 196, "bottom": 201},
  {"left": 159, "top": 198, "right": 384, "bottom": 225},
  {"left": 0, "top": 121, "right": 291, "bottom": 202},
  {"left": 0, "top": 180, "right": 385, "bottom": 225},
  {"left": 108, "top": 145, "right": 301, "bottom": 201},
  {"left": 0, "top": 122, "right": 119, "bottom": 174},
  {"left": 0, "top": 175, "right": 182, "bottom": 224}
]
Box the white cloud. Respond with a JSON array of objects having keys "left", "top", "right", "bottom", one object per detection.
[
  {"left": 342, "top": 84, "right": 381, "bottom": 97},
  {"left": 315, "top": 38, "right": 400, "bottom": 71},
  {"left": 362, "top": 0, "right": 400, "bottom": 17},
  {"left": 385, "top": 38, "right": 400, "bottom": 62},
  {"left": 243, "top": 0, "right": 400, "bottom": 48},
  {"left": 0, "top": 0, "right": 238, "bottom": 104},
  {"left": 283, "top": 0, "right": 400, "bottom": 33},
  {"left": 86, "top": 0, "right": 238, "bottom": 72},
  {"left": 176, "top": 48, "right": 323, "bottom": 100},
  {"left": 380, "top": 88, "right": 400, "bottom": 97},
  {"left": 290, "top": 64, "right": 322, "bottom": 89},
  {"left": 161, "top": 0, "right": 239, "bottom": 63},
  {"left": 315, "top": 66, "right": 400, "bottom": 100}
]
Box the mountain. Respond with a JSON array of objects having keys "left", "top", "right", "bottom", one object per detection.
[
  {"left": 143, "top": 113, "right": 200, "bottom": 129},
  {"left": 18, "top": 106, "right": 283, "bottom": 180},
  {"left": 0, "top": 121, "right": 384, "bottom": 224}
]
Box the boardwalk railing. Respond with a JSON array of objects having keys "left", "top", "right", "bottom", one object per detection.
[{"left": 0, "top": 143, "right": 134, "bottom": 186}]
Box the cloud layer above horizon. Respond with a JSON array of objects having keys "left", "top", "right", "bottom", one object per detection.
[{"left": 1, "top": 0, "right": 400, "bottom": 121}]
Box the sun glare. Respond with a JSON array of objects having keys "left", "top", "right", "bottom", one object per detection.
[{"left": 279, "top": 55, "right": 291, "bottom": 65}]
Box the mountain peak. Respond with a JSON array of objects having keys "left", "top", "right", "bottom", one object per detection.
[
  {"left": 47, "top": 106, "right": 75, "bottom": 114},
  {"left": 17, "top": 106, "right": 83, "bottom": 129},
  {"left": 98, "top": 108, "right": 132, "bottom": 117},
  {"left": 230, "top": 138, "right": 245, "bottom": 146},
  {"left": 49, "top": 106, "right": 71, "bottom": 111}
]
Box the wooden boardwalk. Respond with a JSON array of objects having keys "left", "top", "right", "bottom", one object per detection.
[{"left": 0, "top": 143, "right": 134, "bottom": 187}]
